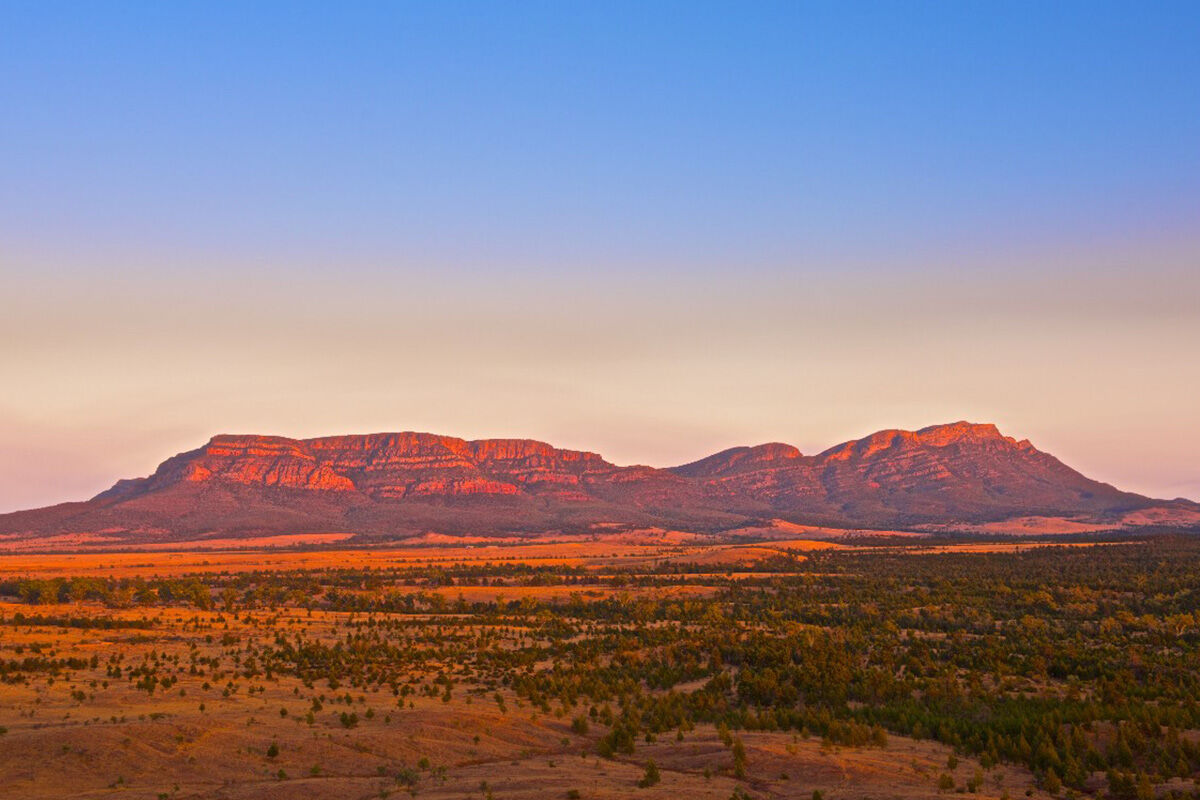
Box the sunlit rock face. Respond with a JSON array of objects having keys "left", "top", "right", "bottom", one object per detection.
[
  {"left": 103, "top": 433, "right": 614, "bottom": 501},
  {"left": 669, "top": 421, "right": 1138, "bottom": 521},
  {"left": 0, "top": 423, "right": 1172, "bottom": 542}
]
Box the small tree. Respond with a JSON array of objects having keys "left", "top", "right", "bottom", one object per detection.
[
  {"left": 967, "top": 766, "right": 983, "bottom": 793},
  {"left": 732, "top": 737, "right": 748, "bottom": 779},
  {"left": 1134, "top": 772, "right": 1153, "bottom": 800},
  {"left": 1043, "top": 768, "right": 1062, "bottom": 796},
  {"left": 638, "top": 760, "right": 661, "bottom": 788}
]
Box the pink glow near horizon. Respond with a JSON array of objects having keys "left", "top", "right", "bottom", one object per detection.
[{"left": 3, "top": 238, "right": 1198, "bottom": 513}]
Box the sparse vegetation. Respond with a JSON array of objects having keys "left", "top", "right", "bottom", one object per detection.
[
  {"left": 637, "top": 759, "right": 661, "bottom": 788},
  {"left": 2, "top": 535, "right": 1200, "bottom": 798}
]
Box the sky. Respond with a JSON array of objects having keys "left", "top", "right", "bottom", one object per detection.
[{"left": 2, "top": 1, "right": 1199, "bottom": 512}]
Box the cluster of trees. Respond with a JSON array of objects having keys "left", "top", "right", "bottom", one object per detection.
[{"left": 0, "top": 576, "right": 214, "bottom": 609}]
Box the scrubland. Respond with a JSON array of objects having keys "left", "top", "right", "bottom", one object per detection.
[{"left": 2, "top": 536, "right": 1199, "bottom": 799}]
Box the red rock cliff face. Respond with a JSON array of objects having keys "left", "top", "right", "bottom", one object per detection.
[
  {"left": 670, "top": 422, "right": 1138, "bottom": 520},
  {"left": 113, "top": 432, "right": 624, "bottom": 503},
  {"left": 12, "top": 421, "right": 1162, "bottom": 541},
  {"left": 101, "top": 422, "right": 1146, "bottom": 519},
  {"left": 804, "top": 422, "right": 1103, "bottom": 519},
  {"left": 115, "top": 435, "right": 356, "bottom": 496}
]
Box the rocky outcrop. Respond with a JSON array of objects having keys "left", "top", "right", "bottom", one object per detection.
[
  {"left": 804, "top": 422, "right": 1132, "bottom": 520},
  {"left": 670, "top": 422, "right": 1139, "bottom": 520},
  {"left": 102, "top": 432, "right": 621, "bottom": 503},
  {"left": 1, "top": 422, "right": 1177, "bottom": 542},
  {"left": 672, "top": 443, "right": 803, "bottom": 477}
]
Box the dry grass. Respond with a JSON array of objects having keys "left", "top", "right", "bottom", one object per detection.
[
  {"left": 0, "top": 600, "right": 1048, "bottom": 800},
  {"left": 0, "top": 535, "right": 1129, "bottom": 798},
  {"left": 0, "top": 538, "right": 839, "bottom": 580}
]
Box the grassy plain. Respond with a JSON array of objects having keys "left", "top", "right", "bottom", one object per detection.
[{"left": 1, "top": 535, "right": 1194, "bottom": 800}]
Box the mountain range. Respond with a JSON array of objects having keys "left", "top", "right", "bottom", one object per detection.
[{"left": 3, "top": 421, "right": 1195, "bottom": 546}]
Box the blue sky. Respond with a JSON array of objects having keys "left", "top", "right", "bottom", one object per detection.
[
  {"left": 2, "top": 2, "right": 1199, "bottom": 510},
  {"left": 5, "top": 1, "right": 1197, "bottom": 271}
]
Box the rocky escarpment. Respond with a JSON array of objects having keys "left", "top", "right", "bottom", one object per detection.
[
  {"left": 96, "top": 432, "right": 699, "bottom": 511},
  {"left": 0, "top": 422, "right": 1173, "bottom": 542},
  {"left": 671, "top": 422, "right": 1137, "bottom": 521}
]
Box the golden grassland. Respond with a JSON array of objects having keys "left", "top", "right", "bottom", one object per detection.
[
  {"left": 0, "top": 600, "right": 1046, "bottom": 800},
  {"left": 0, "top": 536, "right": 1132, "bottom": 799},
  {"left": 0, "top": 538, "right": 841, "bottom": 580}
]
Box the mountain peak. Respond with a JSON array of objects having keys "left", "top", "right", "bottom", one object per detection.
[
  {"left": 745, "top": 442, "right": 803, "bottom": 461},
  {"left": 670, "top": 442, "right": 802, "bottom": 477},
  {"left": 913, "top": 421, "right": 1005, "bottom": 445},
  {"left": 817, "top": 421, "right": 1025, "bottom": 462}
]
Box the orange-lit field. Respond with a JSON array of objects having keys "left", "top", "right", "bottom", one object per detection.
[
  {"left": 0, "top": 600, "right": 1044, "bottom": 800},
  {"left": 1, "top": 535, "right": 1193, "bottom": 800},
  {"left": 0, "top": 537, "right": 842, "bottom": 579}
]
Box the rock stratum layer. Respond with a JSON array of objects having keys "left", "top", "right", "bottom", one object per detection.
[{"left": 1, "top": 422, "right": 1190, "bottom": 543}]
